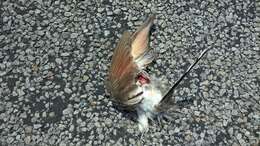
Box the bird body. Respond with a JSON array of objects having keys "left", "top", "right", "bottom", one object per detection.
[
  {"left": 106, "top": 15, "right": 157, "bottom": 111},
  {"left": 106, "top": 15, "right": 211, "bottom": 132}
]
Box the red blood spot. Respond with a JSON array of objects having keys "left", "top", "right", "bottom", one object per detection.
[{"left": 137, "top": 73, "right": 150, "bottom": 85}]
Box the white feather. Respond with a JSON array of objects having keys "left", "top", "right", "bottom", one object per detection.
[
  {"left": 137, "top": 110, "right": 149, "bottom": 132},
  {"left": 137, "top": 82, "right": 163, "bottom": 132}
]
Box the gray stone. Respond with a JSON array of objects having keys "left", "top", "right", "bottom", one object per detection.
[
  {"left": 33, "top": 124, "right": 42, "bottom": 129},
  {"left": 25, "top": 126, "right": 33, "bottom": 134},
  {"left": 7, "top": 137, "right": 14, "bottom": 144},
  {"left": 70, "top": 33, "right": 78, "bottom": 38},
  {"left": 114, "top": 9, "right": 121, "bottom": 14},
  {"left": 64, "top": 12, "right": 72, "bottom": 17},
  {"left": 97, "top": 8, "right": 104, "bottom": 13},
  {"left": 55, "top": 58, "right": 63, "bottom": 64},
  {"left": 69, "top": 125, "right": 75, "bottom": 132},
  {"left": 20, "top": 112, "right": 27, "bottom": 119},
  {"left": 61, "top": 52, "right": 70, "bottom": 56},
  {"left": 81, "top": 127, "right": 87, "bottom": 132},
  {"left": 17, "top": 88, "right": 25, "bottom": 96},
  {"left": 104, "top": 30, "right": 110, "bottom": 36},
  {"left": 24, "top": 136, "right": 31, "bottom": 144},
  {"left": 64, "top": 87, "right": 72, "bottom": 94},
  {"left": 49, "top": 112, "right": 55, "bottom": 117},
  {"left": 63, "top": 107, "right": 73, "bottom": 115}
]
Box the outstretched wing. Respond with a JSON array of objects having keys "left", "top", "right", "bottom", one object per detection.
[
  {"left": 107, "top": 31, "right": 142, "bottom": 107},
  {"left": 107, "top": 15, "right": 156, "bottom": 109}
]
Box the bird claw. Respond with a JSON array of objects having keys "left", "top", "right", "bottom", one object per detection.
[
  {"left": 153, "top": 112, "right": 174, "bottom": 127},
  {"left": 161, "top": 113, "right": 174, "bottom": 122}
]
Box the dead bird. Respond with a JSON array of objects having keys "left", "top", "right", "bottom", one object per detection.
[{"left": 106, "top": 15, "right": 211, "bottom": 132}]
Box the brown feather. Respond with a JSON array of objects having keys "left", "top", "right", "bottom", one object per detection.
[
  {"left": 107, "top": 31, "right": 141, "bottom": 107},
  {"left": 131, "top": 15, "right": 155, "bottom": 59},
  {"left": 107, "top": 15, "right": 156, "bottom": 109}
]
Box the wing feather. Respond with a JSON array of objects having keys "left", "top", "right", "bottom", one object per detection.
[
  {"left": 107, "top": 31, "right": 141, "bottom": 106},
  {"left": 107, "top": 15, "right": 156, "bottom": 109}
]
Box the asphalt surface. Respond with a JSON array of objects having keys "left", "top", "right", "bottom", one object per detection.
[{"left": 0, "top": 0, "right": 259, "bottom": 145}]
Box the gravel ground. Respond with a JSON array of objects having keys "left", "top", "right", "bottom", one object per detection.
[{"left": 0, "top": 0, "right": 259, "bottom": 145}]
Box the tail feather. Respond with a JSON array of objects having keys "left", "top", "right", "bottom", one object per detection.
[{"left": 158, "top": 48, "right": 211, "bottom": 110}]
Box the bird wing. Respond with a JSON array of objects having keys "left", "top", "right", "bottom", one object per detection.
[{"left": 107, "top": 15, "right": 155, "bottom": 109}]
